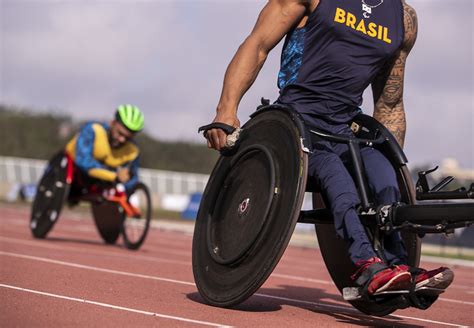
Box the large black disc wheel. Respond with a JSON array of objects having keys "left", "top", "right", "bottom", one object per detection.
[
  {"left": 192, "top": 108, "right": 308, "bottom": 307},
  {"left": 121, "top": 182, "right": 152, "bottom": 250},
  {"left": 30, "top": 152, "right": 70, "bottom": 239}
]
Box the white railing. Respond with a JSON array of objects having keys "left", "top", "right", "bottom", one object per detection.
[{"left": 0, "top": 156, "right": 209, "bottom": 195}]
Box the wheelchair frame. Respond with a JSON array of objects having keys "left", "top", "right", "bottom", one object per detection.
[
  {"left": 30, "top": 151, "right": 152, "bottom": 250},
  {"left": 193, "top": 104, "right": 473, "bottom": 316}
]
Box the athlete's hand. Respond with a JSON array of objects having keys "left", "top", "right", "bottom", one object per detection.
[
  {"left": 205, "top": 113, "right": 240, "bottom": 151},
  {"left": 116, "top": 167, "right": 130, "bottom": 183}
]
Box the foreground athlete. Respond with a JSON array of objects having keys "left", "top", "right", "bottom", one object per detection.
[
  {"left": 204, "top": 0, "right": 453, "bottom": 303},
  {"left": 65, "top": 104, "right": 144, "bottom": 194}
]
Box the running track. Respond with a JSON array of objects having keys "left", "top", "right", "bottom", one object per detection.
[{"left": 1, "top": 204, "right": 473, "bottom": 327}]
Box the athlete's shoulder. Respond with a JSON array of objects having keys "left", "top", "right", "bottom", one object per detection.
[
  {"left": 86, "top": 122, "right": 107, "bottom": 132},
  {"left": 401, "top": 1, "right": 418, "bottom": 51},
  {"left": 276, "top": 0, "right": 312, "bottom": 4},
  {"left": 124, "top": 141, "right": 139, "bottom": 153},
  {"left": 272, "top": 0, "right": 315, "bottom": 9},
  {"left": 85, "top": 122, "right": 108, "bottom": 141},
  {"left": 115, "top": 141, "right": 140, "bottom": 160},
  {"left": 402, "top": 1, "right": 417, "bottom": 15},
  {"left": 80, "top": 121, "right": 106, "bottom": 132}
]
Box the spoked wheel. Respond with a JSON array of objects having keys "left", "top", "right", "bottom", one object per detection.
[
  {"left": 30, "top": 152, "right": 70, "bottom": 238},
  {"left": 121, "top": 182, "right": 152, "bottom": 250},
  {"left": 192, "top": 108, "right": 308, "bottom": 307}
]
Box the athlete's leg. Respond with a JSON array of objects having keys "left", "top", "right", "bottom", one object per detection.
[
  {"left": 303, "top": 114, "right": 412, "bottom": 293},
  {"left": 301, "top": 113, "right": 377, "bottom": 264},
  {"left": 308, "top": 144, "right": 377, "bottom": 263},
  {"left": 360, "top": 147, "right": 407, "bottom": 265},
  {"left": 309, "top": 141, "right": 412, "bottom": 294}
]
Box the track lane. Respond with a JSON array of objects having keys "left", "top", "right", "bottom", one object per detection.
[{"left": 1, "top": 204, "right": 473, "bottom": 327}]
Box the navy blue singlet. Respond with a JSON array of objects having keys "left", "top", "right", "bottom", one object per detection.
[{"left": 277, "top": 0, "right": 404, "bottom": 123}]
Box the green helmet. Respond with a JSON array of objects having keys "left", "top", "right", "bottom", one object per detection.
[{"left": 115, "top": 104, "right": 144, "bottom": 132}]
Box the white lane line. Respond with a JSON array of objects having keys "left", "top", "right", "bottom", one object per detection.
[
  {"left": 436, "top": 298, "right": 474, "bottom": 305},
  {"left": 421, "top": 256, "right": 474, "bottom": 268},
  {"left": 0, "top": 284, "right": 231, "bottom": 328},
  {"left": 2, "top": 251, "right": 472, "bottom": 327},
  {"left": 394, "top": 314, "right": 469, "bottom": 328},
  {"left": 0, "top": 251, "right": 194, "bottom": 286},
  {"left": 272, "top": 265, "right": 473, "bottom": 294},
  {"left": 0, "top": 236, "right": 190, "bottom": 266},
  {"left": 0, "top": 218, "right": 193, "bottom": 245},
  {"left": 254, "top": 293, "right": 470, "bottom": 328},
  {"left": 2, "top": 236, "right": 473, "bottom": 297},
  {"left": 271, "top": 273, "right": 331, "bottom": 285},
  {"left": 1, "top": 221, "right": 193, "bottom": 255}
]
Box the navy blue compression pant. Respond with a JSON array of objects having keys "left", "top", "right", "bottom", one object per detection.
[{"left": 302, "top": 113, "right": 408, "bottom": 265}]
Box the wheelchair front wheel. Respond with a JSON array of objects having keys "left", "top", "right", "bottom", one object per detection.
[{"left": 121, "top": 182, "right": 152, "bottom": 250}]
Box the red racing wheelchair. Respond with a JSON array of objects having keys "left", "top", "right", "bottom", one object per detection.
[{"left": 30, "top": 152, "right": 152, "bottom": 250}]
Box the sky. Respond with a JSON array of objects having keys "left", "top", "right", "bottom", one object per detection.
[{"left": 1, "top": 0, "right": 473, "bottom": 169}]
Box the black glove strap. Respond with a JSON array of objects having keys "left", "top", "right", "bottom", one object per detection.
[
  {"left": 355, "top": 262, "right": 388, "bottom": 286},
  {"left": 198, "top": 123, "right": 236, "bottom": 135}
]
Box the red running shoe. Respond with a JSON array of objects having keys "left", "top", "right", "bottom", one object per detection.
[
  {"left": 352, "top": 257, "right": 412, "bottom": 295},
  {"left": 400, "top": 266, "right": 454, "bottom": 292}
]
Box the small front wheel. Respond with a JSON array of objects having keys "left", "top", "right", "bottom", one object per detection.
[{"left": 121, "top": 182, "right": 152, "bottom": 250}]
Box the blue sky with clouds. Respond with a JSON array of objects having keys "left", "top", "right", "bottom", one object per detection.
[{"left": 1, "top": 0, "right": 472, "bottom": 169}]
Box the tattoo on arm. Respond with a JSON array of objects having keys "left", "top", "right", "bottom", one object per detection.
[
  {"left": 372, "top": 2, "right": 417, "bottom": 148},
  {"left": 403, "top": 3, "right": 418, "bottom": 50},
  {"left": 373, "top": 55, "right": 407, "bottom": 147}
]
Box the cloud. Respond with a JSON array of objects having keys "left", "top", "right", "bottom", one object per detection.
[{"left": 1, "top": 0, "right": 472, "bottom": 168}]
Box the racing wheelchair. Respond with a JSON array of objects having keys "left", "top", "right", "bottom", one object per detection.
[
  {"left": 30, "top": 152, "right": 152, "bottom": 250},
  {"left": 193, "top": 103, "right": 473, "bottom": 316}
]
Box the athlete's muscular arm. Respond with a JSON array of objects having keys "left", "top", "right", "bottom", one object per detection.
[
  {"left": 371, "top": 2, "right": 418, "bottom": 148},
  {"left": 206, "top": 0, "right": 314, "bottom": 151}
]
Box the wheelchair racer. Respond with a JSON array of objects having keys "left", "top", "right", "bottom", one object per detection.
[
  {"left": 204, "top": 0, "right": 453, "bottom": 305},
  {"left": 65, "top": 104, "right": 144, "bottom": 195}
]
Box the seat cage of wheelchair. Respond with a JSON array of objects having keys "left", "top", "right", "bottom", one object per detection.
[{"left": 262, "top": 106, "right": 474, "bottom": 236}]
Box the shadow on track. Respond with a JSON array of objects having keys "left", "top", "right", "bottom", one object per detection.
[
  {"left": 186, "top": 292, "right": 282, "bottom": 312},
  {"left": 187, "top": 285, "right": 423, "bottom": 327}
]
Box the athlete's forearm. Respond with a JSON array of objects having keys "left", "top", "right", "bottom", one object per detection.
[
  {"left": 206, "top": 0, "right": 309, "bottom": 151},
  {"left": 372, "top": 53, "right": 407, "bottom": 147},
  {"left": 88, "top": 168, "right": 117, "bottom": 182},
  {"left": 217, "top": 38, "right": 268, "bottom": 115},
  {"left": 372, "top": 2, "right": 416, "bottom": 149},
  {"left": 373, "top": 102, "right": 406, "bottom": 147},
  {"left": 123, "top": 156, "right": 140, "bottom": 191}
]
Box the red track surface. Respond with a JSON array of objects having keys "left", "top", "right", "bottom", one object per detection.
[{"left": 1, "top": 204, "right": 473, "bottom": 327}]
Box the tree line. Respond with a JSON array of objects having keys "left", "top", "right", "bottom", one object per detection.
[{"left": 0, "top": 105, "right": 218, "bottom": 174}]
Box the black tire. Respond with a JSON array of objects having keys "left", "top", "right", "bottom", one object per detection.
[
  {"left": 30, "top": 152, "right": 70, "bottom": 239},
  {"left": 121, "top": 182, "right": 152, "bottom": 250},
  {"left": 91, "top": 201, "right": 123, "bottom": 245},
  {"left": 192, "top": 108, "right": 308, "bottom": 307}
]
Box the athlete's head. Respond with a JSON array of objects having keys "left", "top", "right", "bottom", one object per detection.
[{"left": 109, "top": 104, "right": 144, "bottom": 148}]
